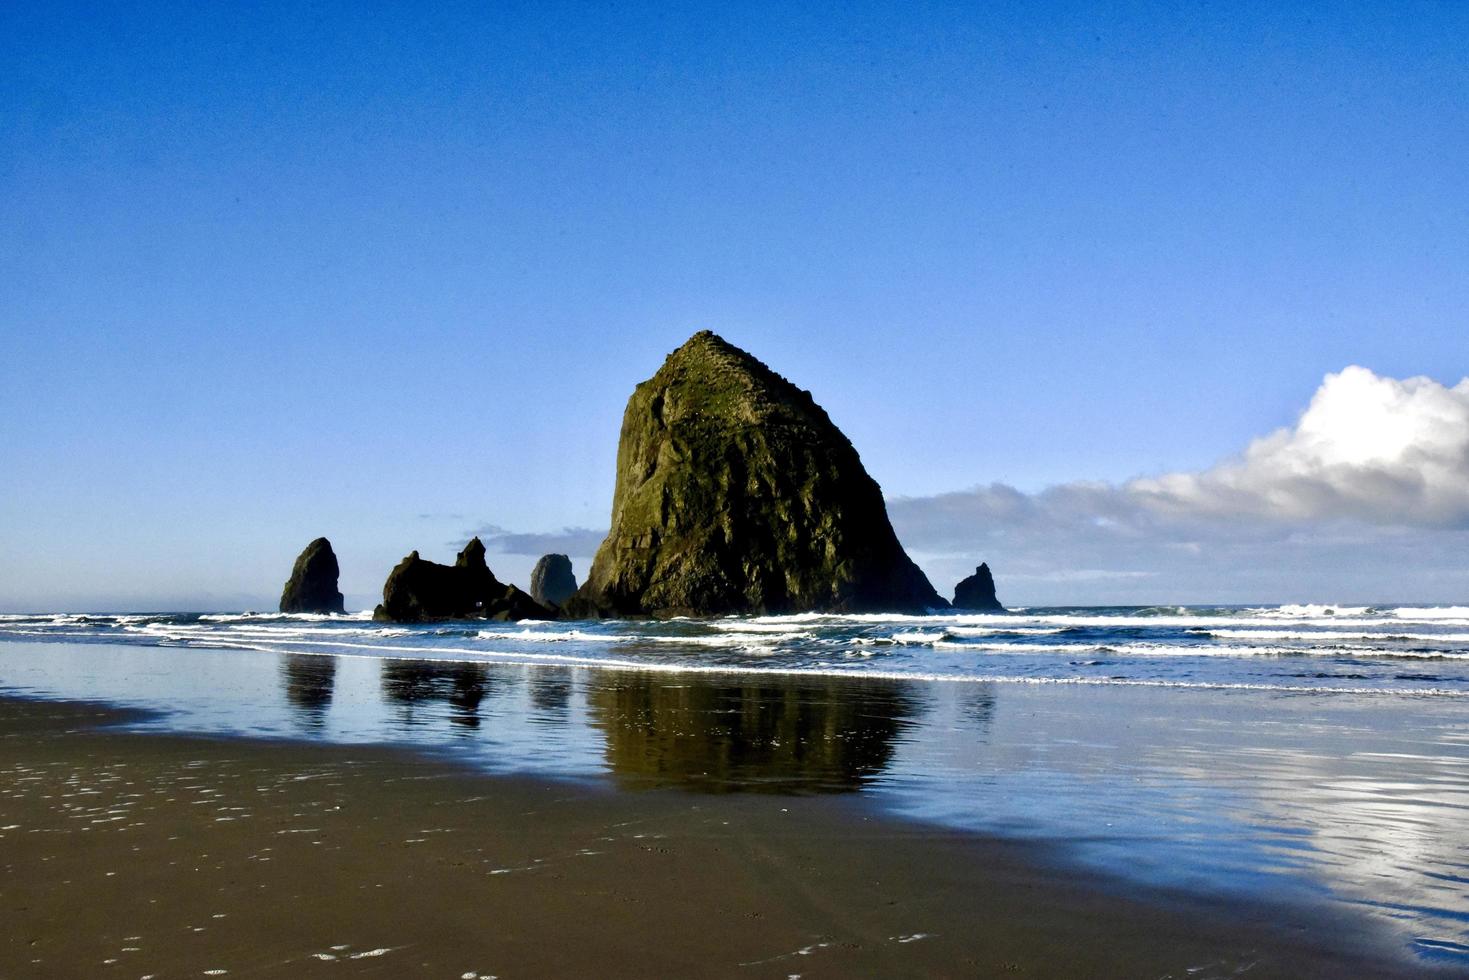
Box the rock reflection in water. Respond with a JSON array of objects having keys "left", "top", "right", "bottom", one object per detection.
[
  {"left": 528, "top": 668, "right": 573, "bottom": 714},
  {"left": 964, "top": 683, "right": 998, "bottom": 736},
  {"left": 280, "top": 655, "right": 335, "bottom": 727},
  {"left": 381, "top": 661, "right": 490, "bottom": 729},
  {"left": 589, "top": 674, "right": 919, "bottom": 794}
]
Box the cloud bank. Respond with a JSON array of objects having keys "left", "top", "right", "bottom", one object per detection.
[
  {"left": 889, "top": 367, "right": 1469, "bottom": 604},
  {"left": 461, "top": 524, "right": 607, "bottom": 558}
]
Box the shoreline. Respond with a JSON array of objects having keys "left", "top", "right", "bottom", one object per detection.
[
  {"left": 0, "top": 691, "right": 1432, "bottom": 978},
  {"left": 8, "top": 627, "right": 1469, "bottom": 701}
]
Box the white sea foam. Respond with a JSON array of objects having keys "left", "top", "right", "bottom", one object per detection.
[
  {"left": 736, "top": 612, "right": 1448, "bottom": 630},
  {"left": 1390, "top": 606, "right": 1469, "bottom": 621},
  {"left": 944, "top": 626, "right": 1070, "bottom": 636},
  {"left": 1200, "top": 628, "right": 1469, "bottom": 643},
  {"left": 893, "top": 631, "right": 950, "bottom": 644},
  {"left": 471, "top": 629, "right": 801, "bottom": 648},
  {"left": 475, "top": 628, "right": 611, "bottom": 643},
  {"left": 6, "top": 608, "right": 1468, "bottom": 699},
  {"left": 1249, "top": 604, "right": 1375, "bottom": 619},
  {"left": 711, "top": 620, "right": 819, "bottom": 634},
  {"left": 196, "top": 610, "right": 376, "bottom": 622},
  {"left": 635, "top": 632, "right": 805, "bottom": 647},
  {"left": 918, "top": 640, "right": 1465, "bottom": 659},
  {"left": 221, "top": 624, "right": 414, "bottom": 639},
  {"left": 159, "top": 634, "right": 1469, "bottom": 697}
]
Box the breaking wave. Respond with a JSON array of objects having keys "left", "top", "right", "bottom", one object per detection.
[{"left": 2, "top": 604, "right": 1468, "bottom": 697}]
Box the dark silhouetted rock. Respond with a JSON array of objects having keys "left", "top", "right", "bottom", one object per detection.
[
  {"left": 279, "top": 537, "right": 346, "bottom": 614},
  {"left": 372, "top": 537, "right": 551, "bottom": 622},
  {"left": 564, "top": 331, "right": 947, "bottom": 618},
  {"left": 953, "top": 563, "right": 1004, "bottom": 612},
  {"left": 530, "top": 554, "right": 578, "bottom": 607}
]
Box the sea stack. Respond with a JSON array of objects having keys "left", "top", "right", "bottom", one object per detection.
[
  {"left": 530, "top": 554, "right": 578, "bottom": 607},
  {"left": 952, "top": 563, "right": 1004, "bottom": 612},
  {"left": 279, "top": 537, "right": 346, "bottom": 614},
  {"left": 373, "top": 537, "right": 549, "bottom": 622},
  {"left": 565, "top": 331, "right": 947, "bottom": 617}
]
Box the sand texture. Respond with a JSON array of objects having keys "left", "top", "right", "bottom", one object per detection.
[{"left": 0, "top": 696, "right": 1419, "bottom": 978}]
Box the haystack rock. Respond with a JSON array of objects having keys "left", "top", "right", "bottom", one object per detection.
[
  {"left": 372, "top": 537, "right": 550, "bottom": 622},
  {"left": 952, "top": 563, "right": 1004, "bottom": 612},
  {"left": 279, "top": 537, "right": 346, "bottom": 614},
  {"left": 530, "top": 553, "right": 578, "bottom": 607},
  {"left": 564, "top": 330, "right": 947, "bottom": 618}
]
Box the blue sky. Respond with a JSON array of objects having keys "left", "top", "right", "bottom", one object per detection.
[{"left": 2, "top": 1, "right": 1466, "bottom": 610}]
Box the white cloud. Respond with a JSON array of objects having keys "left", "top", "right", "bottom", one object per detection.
[
  {"left": 890, "top": 367, "right": 1469, "bottom": 604},
  {"left": 1131, "top": 367, "right": 1469, "bottom": 526}
]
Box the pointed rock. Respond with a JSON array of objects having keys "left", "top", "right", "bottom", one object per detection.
[
  {"left": 373, "top": 538, "right": 551, "bottom": 622},
  {"left": 953, "top": 563, "right": 1004, "bottom": 612},
  {"left": 565, "top": 331, "right": 946, "bottom": 617},
  {"left": 279, "top": 537, "right": 346, "bottom": 614},
  {"left": 530, "top": 554, "right": 578, "bottom": 607}
]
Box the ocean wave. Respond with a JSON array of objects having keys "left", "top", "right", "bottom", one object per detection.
[
  {"left": 6, "top": 608, "right": 1469, "bottom": 696},
  {"left": 474, "top": 628, "right": 612, "bottom": 643},
  {"left": 156, "top": 627, "right": 1469, "bottom": 664},
  {"left": 220, "top": 624, "right": 415, "bottom": 638},
  {"left": 944, "top": 625, "right": 1071, "bottom": 636},
  {"left": 918, "top": 640, "right": 1467, "bottom": 659},
  {"left": 196, "top": 611, "right": 376, "bottom": 622},
  {"left": 893, "top": 630, "right": 950, "bottom": 644},
  {"left": 12, "top": 606, "right": 1469, "bottom": 635},
  {"left": 1390, "top": 606, "right": 1469, "bottom": 621},
  {"left": 145, "top": 638, "right": 1469, "bottom": 698},
  {"left": 1248, "top": 604, "right": 1375, "bottom": 619},
  {"left": 710, "top": 620, "right": 821, "bottom": 634},
  {"left": 1199, "top": 629, "right": 1469, "bottom": 643},
  {"left": 639, "top": 632, "right": 805, "bottom": 647},
  {"left": 739, "top": 612, "right": 1468, "bottom": 630}
]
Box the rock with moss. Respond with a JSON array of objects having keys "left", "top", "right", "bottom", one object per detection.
[
  {"left": 279, "top": 537, "right": 346, "bottom": 614},
  {"left": 530, "top": 553, "right": 578, "bottom": 608},
  {"left": 372, "top": 537, "right": 551, "bottom": 622},
  {"left": 952, "top": 563, "right": 1004, "bottom": 612},
  {"left": 564, "top": 331, "right": 947, "bottom": 618}
]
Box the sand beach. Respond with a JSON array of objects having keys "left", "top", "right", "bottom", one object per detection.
[{"left": 0, "top": 690, "right": 1428, "bottom": 978}]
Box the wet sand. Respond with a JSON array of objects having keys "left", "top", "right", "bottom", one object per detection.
[{"left": 0, "top": 695, "right": 1424, "bottom": 978}]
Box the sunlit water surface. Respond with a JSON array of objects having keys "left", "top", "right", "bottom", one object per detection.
[{"left": 1, "top": 604, "right": 1467, "bottom": 965}]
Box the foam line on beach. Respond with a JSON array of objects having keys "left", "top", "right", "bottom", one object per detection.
[
  {"left": 156, "top": 635, "right": 1469, "bottom": 698},
  {"left": 100, "top": 623, "right": 1469, "bottom": 660}
]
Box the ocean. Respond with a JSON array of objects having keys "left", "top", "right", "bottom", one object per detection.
[
  {"left": 3, "top": 603, "right": 1469, "bottom": 695},
  {"left": 1, "top": 604, "right": 1467, "bottom": 965}
]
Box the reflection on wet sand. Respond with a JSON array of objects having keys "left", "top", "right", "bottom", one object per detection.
[
  {"left": 5, "top": 639, "right": 1466, "bottom": 965},
  {"left": 963, "top": 683, "right": 997, "bottom": 735},
  {"left": 280, "top": 655, "right": 335, "bottom": 727},
  {"left": 528, "top": 668, "right": 573, "bottom": 714},
  {"left": 381, "top": 662, "right": 490, "bottom": 729},
  {"left": 589, "top": 674, "right": 920, "bottom": 794}
]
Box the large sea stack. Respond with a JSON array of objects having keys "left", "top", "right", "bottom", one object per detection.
[
  {"left": 565, "top": 331, "right": 947, "bottom": 617},
  {"left": 373, "top": 537, "right": 549, "bottom": 622},
  {"left": 279, "top": 537, "right": 346, "bottom": 614},
  {"left": 530, "top": 554, "right": 578, "bottom": 607},
  {"left": 952, "top": 563, "right": 1004, "bottom": 612}
]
